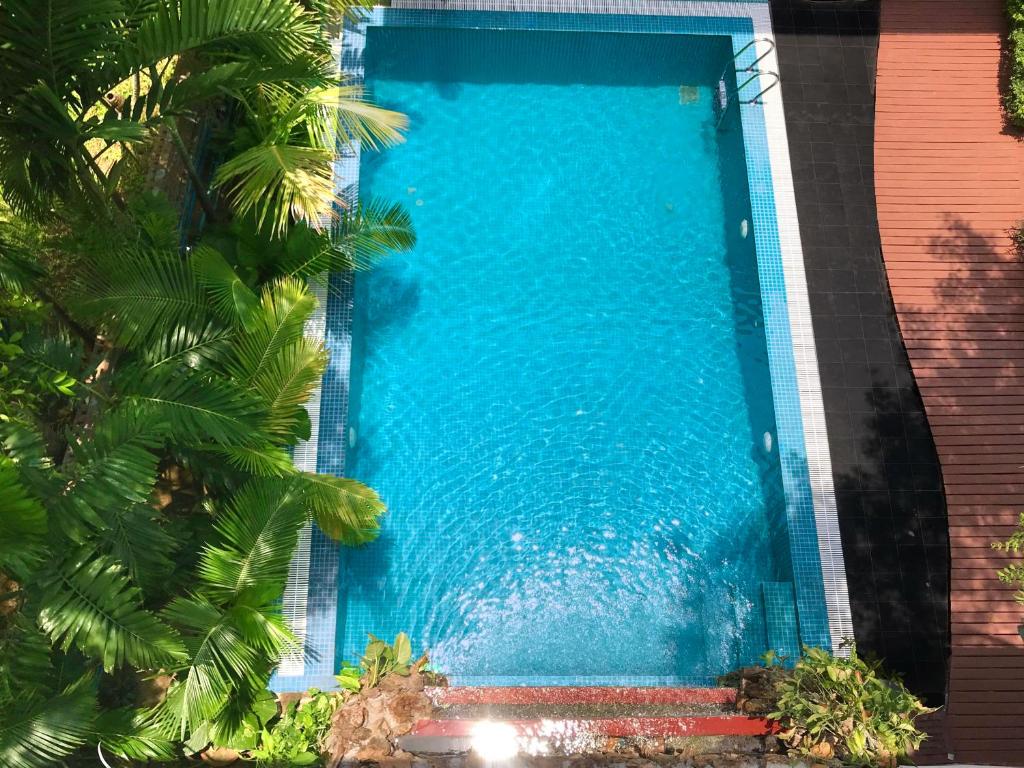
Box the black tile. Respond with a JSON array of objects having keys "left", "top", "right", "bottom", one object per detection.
[{"left": 772, "top": 0, "right": 948, "bottom": 705}]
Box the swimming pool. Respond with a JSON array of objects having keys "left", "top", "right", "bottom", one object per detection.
[{"left": 274, "top": 2, "right": 851, "bottom": 692}]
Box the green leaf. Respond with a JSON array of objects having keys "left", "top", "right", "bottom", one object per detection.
[
  {"left": 0, "top": 676, "right": 96, "bottom": 768},
  {"left": 197, "top": 478, "right": 307, "bottom": 605},
  {"left": 37, "top": 550, "right": 187, "bottom": 671},
  {"left": 96, "top": 503, "right": 177, "bottom": 596},
  {"left": 122, "top": 368, "right": 265, "bottom": 447},
  {"left": 393, "top": 632, "right": 411, "bottom": 666},
  {"left": 0, "top": 456, "right": 47, "bottom": 575},
  {"left": 94, "top": 708, "right": 178, "bottom": 762},
  {"left": 76, "top": 247, "right": 212, "bottom": 349},
  {"left": 192, "top": 246, "right": 261, "bottom": 330},
  {"left": 130, "top": 0, "right": 319, "bottom": 69},
  {"left": 297, "top": 473, "right": 384, "bottom": 545}
]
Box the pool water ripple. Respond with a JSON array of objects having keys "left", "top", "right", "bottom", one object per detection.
[{"left": 337, "top": 27, "right": 792, "bottom": 684}]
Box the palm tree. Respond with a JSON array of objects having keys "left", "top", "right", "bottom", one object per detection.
[
  {"left": 0, "top": 0, "right": 405, "bottom": 230},
  {"left": 0, "top": 197, "right": 414, "bottom": 765}
]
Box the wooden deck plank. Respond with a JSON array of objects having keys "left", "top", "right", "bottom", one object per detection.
[{"left": 875, "top": 1, "right": 1024, "bottom": 764}]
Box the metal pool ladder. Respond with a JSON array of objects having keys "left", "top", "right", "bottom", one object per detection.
[{"left": 715, "top": 38, "right": 781, "bottom": 129}]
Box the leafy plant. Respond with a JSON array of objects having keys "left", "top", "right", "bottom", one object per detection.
[
  {"left": 359, "top": 632, "right": 413, "bottom": 689},
  {"left": 993, "top": 512, "right": 1024, "bottom": 639},
  {"left": 769, "top": 646, "right": 933, "bottom": 767},
  {"left": 250, "top": 689, "right": 340, "bottom": 766},
  {"left": 335, "top": 662, "right": 362, "bottom": 693}
]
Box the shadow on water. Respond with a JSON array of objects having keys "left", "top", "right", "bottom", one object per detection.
[
  {"left": 363, "top": 26, "right": 728, "bottom": 87},
  {"left": 344, "top": 267, "right": 421, "bottom": 480}
]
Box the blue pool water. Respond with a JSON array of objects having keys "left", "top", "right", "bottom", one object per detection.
[{"left": 337, "top": 27, "right": 795, "bottom": 683}]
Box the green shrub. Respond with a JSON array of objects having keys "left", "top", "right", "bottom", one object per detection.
[
  {"left": 249, "top": 690, "right": 340, "bottom": 767},
  {"left": 1007, "top": 1, "right": 1024, "bottom": 125},
  {"left": 769, "top": 647, "right": 934, "bottom": 767},
  {"left": 334, "top": 631, "right": 414, "bottom": 692},
  {"left": 360, "top": 632, "right": 413, "bottom": 688}
]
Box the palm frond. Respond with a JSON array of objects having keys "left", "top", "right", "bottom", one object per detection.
[
  {"left": 158, "top": 596, "right": 265, "bottom": 738},
  {"left": 0, "top": 457, "right": 47, "bottom": 576},
  {"left": 0, "top": 615, "right": 56, "bottom": 706},
  {"left": 96, "top": 503, "right": 177, "bottom": 597},
  {"left": 137, "top": 321, "right": 236, "bottom": 371},
  {"left": 191, "top": 246, "right": 261, "bottom": 330},
  {"left": 215, "top": 86, "right": 406, "bottom": 234},
  {"left": 76, "top": 246, "right": 213, "bottom": 349},
  {"left": 296, "top": 473, "right": 384, "bottom": 545},
  {"left": 0, "top": 676, "right": 96, "bottom": 768},
  {"left": 120, "top": 368, "right": 265, "bottom": 446},
  {"left": 94, "top": 708, "right": 178, "bottom": 762},
  {"left": 37, "top": 550, "right": 187, "bottom": 671},
  {"left": 214, "top": 141, "right": 334, "bottom": 237},
  {"left": 274, "top": 200, "right": 415, "bottom": 280},
  {"left": 250, "top": 337, "right": 325, "bottom": 441},
  {"left": 64, "top": 407, "right": 163, "bottom": 512},
  {"left": 0, "top": 232, "right": 46, "bottom": 294},
  {"left": 331, "top": 85, "right": 408, "bottom": 150},
  {"left": 197, "top": 478, "right": 306, "bottom": 605},
  {"left": 210, "top": 444, "right": 295, "bottom": 477},
  {"left": 131, "top": 0, "right": 320, "bottom": 68},
  {"left": 0, "top": 0, "right": 125, "bottom": 97},
  {"left": 229, "top": 277, "right": 315, "bottom": 386}
]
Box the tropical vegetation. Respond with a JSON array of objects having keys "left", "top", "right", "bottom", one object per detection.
[
  {"left": 0, "top": 0, "right": 413, "bottom": 764},
  {"left": 1006, "top": 0, "right": 1024, "bottom": 126},
  {"left": 766, "top": 646, "right": 934, "bottom": 767}
]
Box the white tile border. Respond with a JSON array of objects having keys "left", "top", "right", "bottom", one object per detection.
[
  {"left": 280, "top": 0, "right": 854, "bottom": 680},
  {"left": 277, "top": 31, "right": 347, "bottom": 680},
  {"left": 743, "top": 9, "right": 855, "bottom": 654}
]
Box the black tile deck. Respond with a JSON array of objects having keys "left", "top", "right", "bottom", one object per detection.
[{"left": 769, "top": 0, "right": 950, "bottom": 705}]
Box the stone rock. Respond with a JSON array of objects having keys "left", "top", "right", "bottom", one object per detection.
[
  {"left": 739, "top": 698, "right": 769, "bottom": 715},
  {"left": 355, "top": 734, "right": 395, "bottom": 762},
  {"left": 199, "top": 746, "right": 240, "bottom": 765},
  {"left": 325, "top": 661, "right": 437, "bottom": 766},
  {"left": 385, "top": 691, "right": 434, "bottom": 735}
]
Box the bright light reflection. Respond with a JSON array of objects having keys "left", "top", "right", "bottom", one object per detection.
[{"left": 470, "top": 720, "right": 520, "bottom": 761}]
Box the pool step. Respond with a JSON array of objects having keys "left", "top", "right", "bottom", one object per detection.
[
  {"left": 403, "top": 687, "right": 774, "bottom": 756},
  {"left": 401, "top": 716, "right": 774, "bottom": 756},
  {"left": 429, "top": 686, "right": 737, "bottom": 706},
  {"left": 428, "top": 686, "right": 737, "bottom": 720}
]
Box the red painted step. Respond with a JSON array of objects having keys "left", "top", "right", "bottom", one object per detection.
[
  {"left": 412, "top": 716, "right": 775, "bottom": 739},
  {"left": 426, "top": 686, "right": 737, "bottom": 706}
]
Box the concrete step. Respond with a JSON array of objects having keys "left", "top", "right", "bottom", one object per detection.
[
  {"left": 427, "top": 687, "right": 739, "bottom": 719},
  {"left": 400, "top": 715, "right": 775, "bottom": 756},
  {"left": 428, "top": 686, "right": 737, "bottom": 706}
]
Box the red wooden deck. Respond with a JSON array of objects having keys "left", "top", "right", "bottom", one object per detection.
[{"left": 875, "top": 1, "right": 1024, "bottom": 764}]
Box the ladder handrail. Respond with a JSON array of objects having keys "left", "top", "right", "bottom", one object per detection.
[
  {"left": 736, "top": 70, "right": 781, "bottom": 105},
  {"left": 719, "top": 37, "right": 776, "bottom": 82}
]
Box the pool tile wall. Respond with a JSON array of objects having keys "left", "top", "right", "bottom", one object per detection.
[{"left": 273, "top": 0, "right": 852, "bottom": 691}]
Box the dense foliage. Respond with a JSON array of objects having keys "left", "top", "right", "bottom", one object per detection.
[
  {"left": 1006, "top": 0, "right": 1024, "bottom": 125},
  {"left": 768, "top": 647, "right": 934, "bottom": 767},
  {"left": 0, "top": 0, "right": 413, "bottom": 764},
  {"left": 250, "top": 690, "right": 341, "bottom": 766}
]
